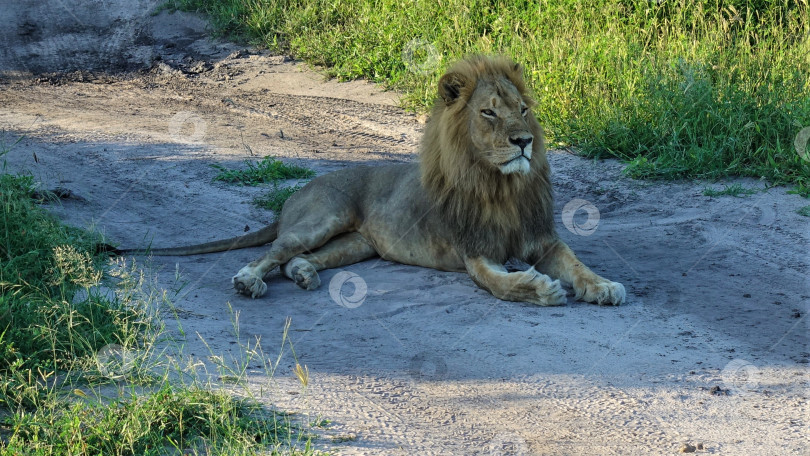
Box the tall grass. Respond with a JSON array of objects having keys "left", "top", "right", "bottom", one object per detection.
[
  {"left": 170, "top": 0, "right": 810, "bottom": 194},
  {"left": 0, "top": 144, "right": 320, "bottom": 455}
]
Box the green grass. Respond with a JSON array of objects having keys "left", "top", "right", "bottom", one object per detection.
[
  {"left": 3, "top": 385, "right": 310, "bottom": 456},
  {"left": 702, "top": 183, "right": 760, "bottom": 197},
  {"left": 212, "top": 156, "right": 314, "bottom": 212},
  {"left": 212, "top": 156, "right": 314, "bottom": 186},
  {"left": 0, "top": 144, "right": 321, "bottom": 455},
  {"left": 254, "top": 184, "right": 302, "bottom": 212},
  {"left": 797, "top": 205, "right": 810, "bottom": 217},
  {"left": 0, "top": 170, "right": 137, "bottom": 385},
  {"left": 168, "top": 0, "right": 810, "bottom": 195}
]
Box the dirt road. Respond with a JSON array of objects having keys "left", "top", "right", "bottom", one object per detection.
[{"left": 1, "top": 1, "right": 808, "bottom": 454}]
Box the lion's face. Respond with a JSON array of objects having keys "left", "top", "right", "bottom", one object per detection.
[
  {"left": 466, "top": 77, "right": 534, "bottom": 175},
  {"left": 434, "top": 59, "right": 538, "bottom": 176}
]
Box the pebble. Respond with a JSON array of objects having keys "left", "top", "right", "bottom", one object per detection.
[{"left": 679, "top": 443, "right": 696, "bottom": 453}]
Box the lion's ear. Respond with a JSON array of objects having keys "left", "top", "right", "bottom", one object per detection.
[{"left": 439, "top": 72, "right": 468, "bottom": 104}]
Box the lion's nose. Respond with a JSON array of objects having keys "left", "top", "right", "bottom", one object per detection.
[{"left": 509, "top": 135, "right": 533, "bottom": 152}]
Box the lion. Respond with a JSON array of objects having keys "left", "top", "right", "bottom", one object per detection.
[{"left": 126, "top": 56, "right": 625, "bottom": 306}]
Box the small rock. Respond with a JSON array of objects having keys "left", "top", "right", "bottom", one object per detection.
[
  {"left": 679, "top": 443, "right": 696, "bottom": 453},
  {"left": 187, "top": 61, "right": 210, "bottom": 74},
  {"left": 227, "top": 49, "right": 248, "bottom": 60},
  {"left": 743, "top": 293, "right": 751, "bottom": 298},
  {"left": 154, "top": 61, "right": 180, "bottom": 75},
  {"left": 696, "top": 443, "right": 704, "bottom": 450},
  {"left": 709, "top": 385, "right": 729, "bottom": 396}
]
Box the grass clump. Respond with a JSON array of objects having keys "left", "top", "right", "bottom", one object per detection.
[
  {"left": 702, "top": 183, "right": 760, "bottom": 197},
  {"left": 796, "top": 205, "right": 810, "bottom": 217},
  {"left": 171, "top": 0, "right": 810, "bottom": 193},
  {"left": 0, "top": 145, "right": 321, "bottom": 455},
  {"left": 253, "top": 184, "right": 302, "bottom": 212},
  {"left": 0, "top": 169, "right": 142, "bottom": 390},
  {"left": 212, "top": 156, "right": 314, "bottom": 212},
  {"left": 3, "top": 384, "right": 308, "bottom": 456},
  {"left": 212, "top": 156, "right": 314, "bottom": 186}
]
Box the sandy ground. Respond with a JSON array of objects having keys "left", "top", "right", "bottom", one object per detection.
[{"left": 1, "top": 1, "right": 808, "bottom": 454}]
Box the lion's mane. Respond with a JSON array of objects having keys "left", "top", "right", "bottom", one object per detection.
[{"left": 419, "top": 56, "right": 556, "bottom": 262}]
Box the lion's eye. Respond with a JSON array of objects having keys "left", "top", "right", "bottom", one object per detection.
[{"left": 481, "top": 109, "right": 496, "bottom": 118}]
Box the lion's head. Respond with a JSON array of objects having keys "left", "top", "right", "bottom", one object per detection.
[{"left": 420, "top": 56, "right": 555, "bottom": 260}]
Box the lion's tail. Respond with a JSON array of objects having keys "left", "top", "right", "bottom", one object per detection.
[{"left": 114, "top": 221, "right": 279, "bottom": 256}]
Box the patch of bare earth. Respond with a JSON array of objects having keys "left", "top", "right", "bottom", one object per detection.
[{"left": 1, "top": 1, "right": 807, "bottom": 454}]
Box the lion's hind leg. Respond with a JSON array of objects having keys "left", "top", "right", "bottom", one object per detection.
[
  {"left": 282, "top": 232, "right": 377, "bottom": 290},
  {"left": 233, "top": 210, "right": 357, "bottom": 298}
]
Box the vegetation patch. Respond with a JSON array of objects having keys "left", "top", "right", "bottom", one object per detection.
[
  {"left": 212, "top": 156, "right": 314, "bottom": 186},
  {"left": 170, "top": 0, "right": 810, "bottom": 194},
  {"left": 796, "top": 205, "right": 810, "bottom": 217},
  {"left": 0, "top": 145, "right": 321, "bottom": 455},
  {"left": 212, "top": 156, "right": 314, "bottom": 212},
  {"left": 3, "top": 385, "right": 311, "bottom": 456},
  {"left": 0, "top": 170, "right": 134, "bottom": 387},
  {"left": 702, "top": 183, "right": 760, "bottom": 198},
  {"left": 254, "top": 184, "right": 303, "bottom": 212}
]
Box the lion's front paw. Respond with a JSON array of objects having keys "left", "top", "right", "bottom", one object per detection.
[
  {"left": 510, "top": 268, "right": 567, "bottom": 306},
  {"left": 232, "top": 267, "right": 267, "bottom": 298},
  {"left": 575, "top": 278, "right": 625, "bottom": 306}
]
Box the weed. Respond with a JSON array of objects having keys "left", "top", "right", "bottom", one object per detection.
[
  {"left": 254, "top": 184, "right": 302, "bottom": 212},
  {"left": 702, "top": 183, "right": 759, "bottom": 198},
  {"left": 311, "top": 418, "right": 331, "bottom": 428},
  {"left": 797, "top": 205, "right": 810, "bottom": 217},
  {"left": 212, "top": 156, "right": 314, "bottom": 186}
]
